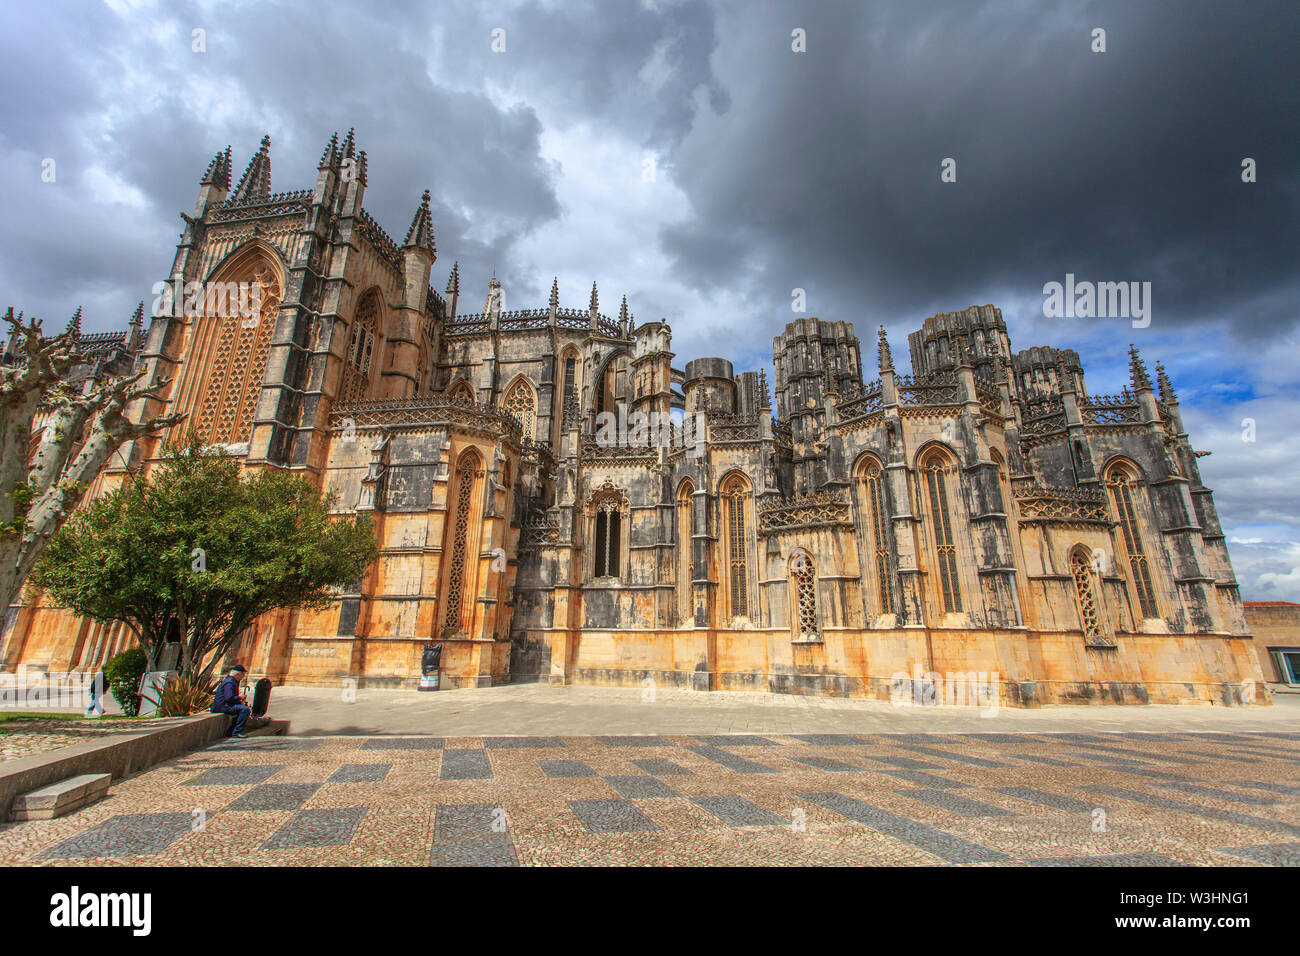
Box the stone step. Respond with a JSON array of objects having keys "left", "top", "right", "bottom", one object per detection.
[{"left": 10, "top": 773, "right": 111, "bottom": 821}]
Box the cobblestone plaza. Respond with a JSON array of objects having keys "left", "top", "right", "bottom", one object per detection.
[{"left": 3, "top": 726, "right": 1297, "bottom": 866}]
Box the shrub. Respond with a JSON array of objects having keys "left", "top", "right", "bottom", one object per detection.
[
  {"left": 159, "top": 673, "right": 215, "bottom": 717},
  {"left": 105, "top": 646, "right": 148, "bottom": 716}
]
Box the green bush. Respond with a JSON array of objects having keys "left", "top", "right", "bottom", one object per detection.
[{"left": 105, "top": 646, "right": 148, "bottom": 716}]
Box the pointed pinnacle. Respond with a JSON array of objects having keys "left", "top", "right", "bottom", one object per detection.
[
  {"left": 67, "top": 307, "right": 83, "bottom": 339},
  {"left": 403, "top": 188, "right": 435, "bottom": 252},
  {"left": 342, "top": 127, "right": 356, "bottom": 158},
  {"left": 589, "top": 282, "right": 598, "bottom": 314},
  {"left": 445, "top": 261, "right": 460, "bottom": 295},
  {"left": 1128, "top": 344, "right": 1152, "bottom": 390},
  {"left": 549, "top": 277, "right": 559, "bottom": 310},
  {"left": 1155, "top": 361, "right": 1177, "bottom": 402},
  {"left": 131, "top": 301, "right": 144, "bottom": 326},
  {"left": 618, "top": 295, "right": 629, "bottom": 324},
  {"left": 877, "top": 325, "right": 893, "bottom": 371},
  {"left": 318, "top": 131, "right": 339, "bottom": 169},
  {"left": 232, "top": 135, "right": 272, "bottom": 202}
]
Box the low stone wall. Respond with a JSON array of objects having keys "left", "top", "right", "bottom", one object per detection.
[
  {"left": 0, "top": 714, "right": 228, "bottom": 821},
  {"left": 512, "top": 625, "right": 1271, "bottom": 707}
]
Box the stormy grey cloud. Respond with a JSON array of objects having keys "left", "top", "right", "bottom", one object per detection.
[{"left": 1, "top": 0, "right": 1297, "bottom": 597}]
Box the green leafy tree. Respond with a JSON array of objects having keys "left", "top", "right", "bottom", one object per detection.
[
  {"left": 30, "top": 437, "right": 378, "bottom": 681},
  {"left": 104, "top": 647, "right": 147, "bottom": 716}
]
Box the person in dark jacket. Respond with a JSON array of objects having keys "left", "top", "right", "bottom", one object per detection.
[
  {"left": 211, "top": 665, "right": 251, "bottom": 737},
  {"left": 85, "top": 669, "right": 107, "bottom": 716}
]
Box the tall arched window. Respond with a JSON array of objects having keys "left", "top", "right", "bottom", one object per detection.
[
  {"left": 591, "top": 489, "right": 626, "bottom": 579},
  {"left": 174, "top": 246, "right": 283, "bottom": 444},
  {"left": 790, "top": 550, "right": 818, "bottom": 640},
  {"left": 856, "top": 458, "right": 892, "bottom": 615},
  {"left": 1069, "top": 547, "right": 1107, "bottom": 644},
  {"left": 442, "top": 449, "right": 484, "bottom": 634},
  {"left": 677, "top": 479, "right": 695, "bottom": 622},
  {"left": 561, "top": 348, "right": 579, "bottom": 416},
  {"left": 720, "top": 473, "right": 752, "bottom": 619},
  {"left": 922, "top": 450, "right": 963, "bottom": 614},
  {"left": 340, "top": 290, "right": 381, "bottom": 403},
  {"left": 1106, "top": 464, "right": 1158, "bottom": 619},
  {"left": 503, "top": 378, "right": 536, "bottom": 442}
]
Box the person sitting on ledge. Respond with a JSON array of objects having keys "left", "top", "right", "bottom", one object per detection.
[{"left": 211, "top": 665, "right": 251, "bottom": 738}]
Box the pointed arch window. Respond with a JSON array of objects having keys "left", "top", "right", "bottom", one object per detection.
[
  {"left": 447, "top": 380, "right": 474, "bottom": 405},
  {"left": 561, "top": 350, "right": 579, "bottom": 417},
  {"left": 1106, "top": 466, "right": 1158, "bottom": 619},
  {"left": 721, "top": 474, "right": 752, "bottom": 619},
  {"left": 442, "top": 449, "right": 484, "bottom": 634},
  {"left": 341, "top": 292, "right": 381, "bottom": 403},
  {"left": 503, "top": 378, "right": 536, "bottom": 442},
  {"left": 1069, "top": 547, "right": 1108, "bottom": 644},
  {"left": 591, "top": 490, "right": 626, "bottom": 579},
  {"left": 677, "top": 479, "right": 695, "bottom": 623},
  {"left": 923, "top": 451, "right": 963, "bottom": 614},
  {"left": 857, "top": 459, "right": 893, "bottom": 615},
  {"left": 791, "top": 550, "right": 818, "bottom": 640}
]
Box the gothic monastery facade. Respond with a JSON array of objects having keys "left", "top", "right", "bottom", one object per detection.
[{"left": 0, "top": 135, "right": 1268, "bottom": 706}]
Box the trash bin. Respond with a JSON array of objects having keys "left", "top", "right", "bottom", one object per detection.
[{"left": 419, "top": 642, "right": 443, "bottom": 691}]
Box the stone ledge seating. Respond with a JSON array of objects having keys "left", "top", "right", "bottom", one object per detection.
[{"left": 11, "top": 773, "right": 110, "bottom": 820}]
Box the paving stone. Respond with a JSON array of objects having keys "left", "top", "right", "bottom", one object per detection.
[
  {"left": 1162, "top": 782, "right": 1278, "bottom": 806},
  {"left": 692, "top": 735, "right": 781, "bottom": 747},
  {"left": 441, "top": 749, "right": 493, "bottom": 780},
  {"left": 1215, "top": 843, "right": 1300, "bottom": 866},
  {"left": 1232, "top": 780, "right": 1300, "bottom": 797},
  {"left": 1024, "top": 853, "right": 1182, "bottom": 866},
  {"left": 1006, "top": 754, "right": 1087, "bottom": 768},
  {"left": 596, "top": 736, "right": 670, "bottom": 747},
  {"left": 184, "top": 765, "right": 284, "bottom": 787},
  {"left": 482, "top": 736, "right": 564, "bottom": 749},
  {"left": 225, "top": 783, "right": 320, "bottom": 811},
  {"left": 895, "top": 745, "right": 1011, "bottom": 769},
  {"left": 539, "top": 760, "right": 596, "bottom": 778},
  {"left": 327, "top": 763, "right": 391, "bottom": 783},
  {"left": 788, "top": 734, "right": 872, "bottom": 746},
  {"left": 692, "top": 795, "right": 785, "bottom": 827},
  {"left": 630, "top": 758, "right": 692, "bottom": 776},
  {"left": 209, "top": 738, "right": 322, "bottom": 752},
  {"left": 1086, "top": 786, "right": 1300, "bottom": 837},
  {"left": 360, "top": 737, "right": 443, "bottom": 750},
  {"left": 881, "top": 770, "right": 970, "bottom": 789},
  {"left": 993, "top": 787, "right": 1095, "bottom": 813},
  {"left": 799, "top": 792, "right": 1009, "bottom": 863},
  {"left": 862, "top": 755, "right": 946, "bottom": 771},
  {"left": 685, "top": 745, "right": 777, "bottom": 774},
  {"left": 39, "top": 813, "right": 193, "bottom": 859},
  {"left": 263, "top": 808, "right": 366, "bottom": 849},
  {"left": 430, "top": 803, "right": 517, "bottom": 867},
  {"left": 789, "top": 755, "right": 863, "bottom": 772},
  {"left": 569, "top": 799, "right": 657, "bottom": 833},
  {"left": 604, "top": 775, "right": 679, "bottom": 798},
  {"left": 901, "top": 789, "right": 1015, "bottom": 817}
]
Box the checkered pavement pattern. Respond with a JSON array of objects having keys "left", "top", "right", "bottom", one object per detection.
[{"left": 2, "top": 731, "right": 1297, "bottom": 866}]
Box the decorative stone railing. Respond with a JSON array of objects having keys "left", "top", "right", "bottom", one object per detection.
[
  {"left": 709, "top": 412, "right": 763, "bottom": 443},
  {"left": 896, "top": 370, "right": 962, "bottom": 407},
  {"left": 209, "top": 189, "right": 312, "bottom": 223},
  {"left": 757, "top": 489, "right": 852, "bottom": 533},
  {"left": 355, "top": 207, "right": 403, "bottom": 273},
  {"left": 329, "top": 395, "right": 523, "bottom": 441},
  {"left": 1080, "top": 394, "right": 1141, "bottom": 426},
  {"left": 837, "top": 380, "right": 883, "bottom": 421},
  {"left": 519, "top": 511, "right": 560, "bottom": 546},
  {"left": 1013, "top": 483, "right": 1110, "bottom": 525}
]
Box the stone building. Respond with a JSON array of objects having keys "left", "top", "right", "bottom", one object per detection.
[{"left": 0, "top": 135, "right": 1268, "bottom": 705}]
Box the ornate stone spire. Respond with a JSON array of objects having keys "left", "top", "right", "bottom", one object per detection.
[
  {"left": 125, "top": 301, "right": 144, "bottom": 350},
  {"left": 66, "top": 307, "right": 82, "bottom": 341},
  {"left": 356, "top": 150, "right": 368, "bottom": 187},
  {"left": 342, "top": 127, "right": 356, "bottom": 159},
  {"left": 201, "top": 146, "right": 232, "bottom": 188},
  {"left": 318, "top": 131, "right": 339, "bottom": 170},
  {"left": 877, "top": 325, "right": 893, "bottom": 372},
  {"left": 445, "top": 261, "right": 460, "bottom": 296},
  {"left": 1155, "top": 361, "right": 1177, "bottom": 403},
  {"left": 231, "top": 135, "right": 272, "bottom": 202},
  {"left": 618, "top": 295, "right": 630, "bottom": 326},
  {"left": 549, "top": 277, "right": 559, "bottom": 312},
  {"left": 1128, "top": 343, "right": 1152, "bottom": 390},
  {"left": 403, "top": 189, "right": 435, "bottom": 253},
  {"left": 589, "top": 281, "right": 599, "bottom": 316}
]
